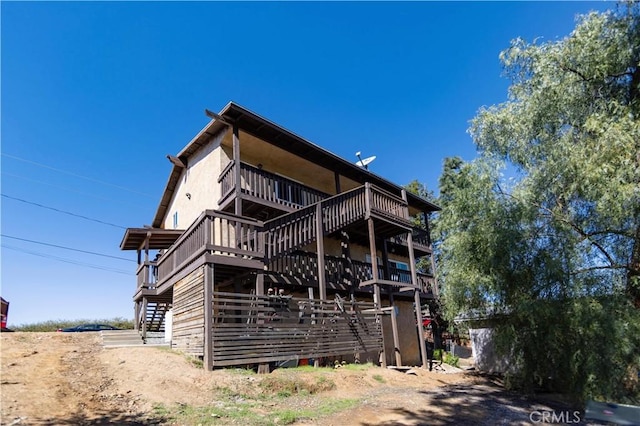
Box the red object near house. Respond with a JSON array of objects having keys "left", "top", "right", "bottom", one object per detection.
[{"left": 1, "top": 297, "right": 9, "bottom": 329}]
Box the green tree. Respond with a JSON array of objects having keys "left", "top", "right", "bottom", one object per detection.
[{"left": 437, "top": 4, "right": 640, "bottom": 402}]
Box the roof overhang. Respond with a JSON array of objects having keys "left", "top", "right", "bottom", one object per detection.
[
  {"left": 120, "top": 228, "right": 184, "bottom": 251},
  {"left": 151, "top": 101, "right": 440, "bottom": 227}
]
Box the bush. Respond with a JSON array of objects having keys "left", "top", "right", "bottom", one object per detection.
[
  {"left": 443, "top": 352, "right": 460, "bottom": 368},
  {"left": 10, "top": 317, "right": 134, "bottom": 332}
]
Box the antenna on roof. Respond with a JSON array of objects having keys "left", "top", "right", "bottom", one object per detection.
[{"left": 355, "top": 151, "right": 376, "bottom": 170}]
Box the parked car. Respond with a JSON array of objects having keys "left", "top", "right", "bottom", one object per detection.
[{"left": 57, "top": 324, "right": 121, "bottom": 332}]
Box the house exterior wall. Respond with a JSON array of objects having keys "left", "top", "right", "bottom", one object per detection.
[
  {"left": 221, "top": 130, "right": 362, "bottom": 196},
  {"left": 171, "top": 266, "right": 205, "bottom": 356},
  {"left": 382, "top": 300, "right": 421, "bottom": 366},
  {"left": 163, "top": 129, "right": 228, "bottom": 230}
]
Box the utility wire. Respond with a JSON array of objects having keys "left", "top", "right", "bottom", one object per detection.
[
  {"left": 1, "top": 234, "right": 135, "bottom": 263},
  {"left": 2, "top": 245, "right": 132, "bottom": 275},
  {"left": 2, "top": 172, "right": 121, "bottom": 203},
  {"left": 1, "top": 194, "right": 128, "bottom": 229},
  {"left": 1, "top": 153, "right": 155, "bottom": 198}
]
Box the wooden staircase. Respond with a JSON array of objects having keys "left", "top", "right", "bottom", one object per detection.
[
  {"left": 141, "top": 301, "right": 171, "bottom": 332},
  {"left": 264, "top": 186, "right": 368, "bottom": 261}
]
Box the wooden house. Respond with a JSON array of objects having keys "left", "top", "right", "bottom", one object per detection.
[{"left": 120, "top": 102, "right": 439, "bottom": 371}]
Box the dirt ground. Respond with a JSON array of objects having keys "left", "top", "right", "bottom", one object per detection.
[{"left": 1, "top": 332, "right": 587, "bottom": 426}]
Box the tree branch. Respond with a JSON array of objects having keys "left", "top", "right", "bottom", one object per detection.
[{"left": 495, "top": 184, "right": 623, "bottom": 270}]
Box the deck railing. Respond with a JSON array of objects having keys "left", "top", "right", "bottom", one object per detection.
[
  {"left": 388, "top": 227, "right": 432, "bottom": 252},
  {"left": 136, "top": 261, "right": 158, "bottom": 290},
  {"left": 265, "top": 184, "right": 408, "bottom": 261},
  {"left": 268, "top": 251, "right": 436, "bottom": 296},
  {"left": 219, "top": 161, "right": 328, "bottom": 210},
  {"left": 155, "top": 210, "right": 264, "bottom": 287},
  {"left": 367, "top": 183, "right": 411, "bottom": 224}
]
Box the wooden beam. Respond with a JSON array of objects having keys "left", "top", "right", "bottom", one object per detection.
[
  {"left": 334, "top": 171, "right": 341, "bottom": 194},
  {"left": 141, "top": 297, "right": 147, "bottom": 342},
  {"left": 233, "top": 124, "right": 242, "bottom": 216},
  {"left": 316, "top": 203, "right": 326, "bottom": 301},
  {"left": 389, "top": 294, "right": 403, "bottom": 367},
  {"left": 204, "top": 264, "right": 214, "bottom": 371},
  {"left": 367, "top": 215, "right": 386, "bottom": 368},
  {"left": 403, "top": 190, "right": 428, "bottom": 369}
]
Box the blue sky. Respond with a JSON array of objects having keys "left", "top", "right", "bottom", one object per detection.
[{"left": 1, "top": 1, "right": 612, "bottom": 326}]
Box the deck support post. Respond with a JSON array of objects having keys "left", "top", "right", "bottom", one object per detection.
[
  {"left": 134, "top": 301, "right": 140, "bottom": 331},
  {"left": 402, "top": 190, "right": 428, "bottom": 369},
  {"left": 141, "top": 297, "right": 147, "bottom": 342},
  {"left": 367, "top": 215, "right": 386, "bottom": 368},
  {"left": 204, "top": 264, "right": 214, "bottom": 371},
  {"left": 255, "top": 272, "right": 271, "bottom": 373},
  {"left": 389, "top": 292, "right": 403, "bottom": 367},
  {"left": 316, "top": 203, "right": 326, "bottom": 301},
  {"left": 233, "top": 123, "right": 242, "bottom": 216}
]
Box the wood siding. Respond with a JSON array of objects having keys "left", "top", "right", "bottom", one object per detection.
[
  {"left": 210, "top": 292, "right": 382, "bottom": 367},
  {"left": 172, "top": 266, "right": 205, "bottom": 356}
]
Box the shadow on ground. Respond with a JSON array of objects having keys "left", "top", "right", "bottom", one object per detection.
[
  {"left": 359, "top": 380, "right": 595, "bottom": 426},
  {"left": 4, "top": 410, "right": 165, "bottom": 426}
]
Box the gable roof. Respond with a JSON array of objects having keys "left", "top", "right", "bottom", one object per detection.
[{"left": 152, "top": 102, "right": 440, "bottom": 228}]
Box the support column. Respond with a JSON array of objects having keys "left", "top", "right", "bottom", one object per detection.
[
  {"left": 141, "top": 297, "right": 147, "bottom": 342},
  {"left": 389, "top": 292, "right": 403, "bottom": 367},
  {"left": 367, "top": 216, "right": 386, "bottom": 367},
  {"left": 316, "top": 203, "right": 326, "bottom": 301},
  {"left": 381, "top": 240, "right": 391, "bottom": 281},
  {"left": 403, "top": 190, "right": 428, "bottom": 369},
  {"left": 134, "top": 301, "right": 140, "bottom": 331},
  {"left": 204, "top": 264, "right": 214, "bottom": 371},
  {"left": 233, "top": 123, "right": 242, "bottom": 216}
]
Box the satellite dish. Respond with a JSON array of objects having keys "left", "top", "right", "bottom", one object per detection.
[{"left": 356, "top": 156, "right": 376, "bottom": 168}]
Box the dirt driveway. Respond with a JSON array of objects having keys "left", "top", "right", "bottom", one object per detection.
[{"left": 1, "top": 332, "right": 586, "bottom": 425}]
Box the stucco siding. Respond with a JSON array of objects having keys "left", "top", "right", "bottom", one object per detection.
[{"left": 163, "top": 129, "right": 227, "bottom": 229}]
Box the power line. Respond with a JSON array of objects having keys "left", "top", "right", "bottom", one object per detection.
[
  {"left": 2, "top": 172, "right": 122, "bottom": 203},
  {"left": 1, "top": 194, "right": 128, "bottom": 229},
  {"left": 1, "top": 234, "right": 135, "bottom": 263},
  {"left": 2, "top": 245, "right": 132, "bottom": 275},
  {"left": 1, "top": 153, "right": 156, "bottom": 198}
]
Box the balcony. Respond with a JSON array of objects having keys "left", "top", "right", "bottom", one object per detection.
[
  {"left": 135, "top": 210, "right": 264, "bottom": 297},
  {"left": 218, "top": 161, "right": 329, "bottom": 213},
  {"left": 388, "top": 227, "right": 432, "bottom": 256}
]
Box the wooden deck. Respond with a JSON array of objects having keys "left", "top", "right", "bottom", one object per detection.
[
  {"left": 210, "top": 291, "right": 382, "bottom": 367},
  {"left": 128, "top": 180, "right": 435, "bottom": 369}
]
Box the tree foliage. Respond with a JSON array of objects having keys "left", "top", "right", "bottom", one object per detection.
[{"left": 436, "top": 4, "right": 640, "bottom": 402}]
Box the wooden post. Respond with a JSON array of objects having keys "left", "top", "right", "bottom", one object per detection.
[
  {"left": 381, "top": 240, "right": 390, "bottom": 281},
  {"left": 204, "top": 264, "right": 214, "bottom": 371},
  {"left": 334, "top": 171, "right": 341, "bottom": 194},
  {"left": 402, "top": 190, "right": 428, "bottom": 369},
  {"left": 144, "top": 232, "right": 151, "bottom": 263},
  {"left": 141, "top": 297, "right": 147, "bottom": 342},
  {"left": 316, "top": 203, "right": 326, "bottom": 301},
  {"left": 134, "top": 301, "right": 140, "bottom": 331},
  {"left": 233, "top": 123, "right": 242, "bottom": 216},
  {"left": 367, "top": 216, "right": 386, "bottom": 367},
  {"left": 389, "top": 293, "right": 403, "bottom": 367}
]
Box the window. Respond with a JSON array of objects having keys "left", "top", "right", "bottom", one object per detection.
[
  {"left": 173, "top": 211, "right": 179, "bottom": 229},
  {"left": 389, "top": 260, "right": 411, "bottom": 283},
  {"left": 389, "top": 260, "right": 409, "bottom": 271}
]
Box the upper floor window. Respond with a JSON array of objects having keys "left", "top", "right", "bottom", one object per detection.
[{"left": 173, "top": 211, "right": 179, "bottom": 229}]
